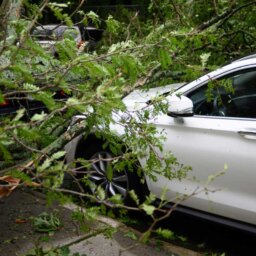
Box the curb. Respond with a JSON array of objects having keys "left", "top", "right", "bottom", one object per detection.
[{"left": 63, "top": 202, "right": 202, "bottom": 256}]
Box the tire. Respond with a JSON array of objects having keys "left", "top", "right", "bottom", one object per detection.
[{"left": 74, "top": 137, "right": 148, "bottom": 204}]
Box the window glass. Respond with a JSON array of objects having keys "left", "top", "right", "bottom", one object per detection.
[{"left": 187, "top": 69, "right": 256, "bottom": 118}]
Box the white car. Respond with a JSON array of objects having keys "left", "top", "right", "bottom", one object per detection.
[{"left": 65, "top": 54, "right": 256, "bottom": 232}]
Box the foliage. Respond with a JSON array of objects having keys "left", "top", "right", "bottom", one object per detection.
[
  {"left": 32, "top": 212, "right": 62, "bottom": 233},
  {"left": 101, "top": 0, "right": 256, "bottom": 85},
  {"left": 25, "top": 245, "right": 87, "bottom": 256},
  {"left": 0, "top": 0, "right": 191, "bottom": 191}
]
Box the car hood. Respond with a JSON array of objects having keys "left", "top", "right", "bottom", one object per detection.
[{"left": 123, "top": 83, "right": 185, "bottom": 110}]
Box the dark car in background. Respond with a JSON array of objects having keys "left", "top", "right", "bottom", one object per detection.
[
  {"left": 31, "top": 25, "right": 83, "bottom": 54},
  {"left": 31, "top": 24, "right": 104, "bottom": 54}
]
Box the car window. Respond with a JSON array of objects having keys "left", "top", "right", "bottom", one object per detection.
[
  {"left": 186, "top": 69, "right": 256, "bottom": 118},
  {"left": 32, "top": 29, "right": 54, "bottom": 40},
  {"left": 32, "top": 26, "right": 80, "bottom": 41},
  {"left": 62, "top": 28, "right": 80, "bottom": 40}
]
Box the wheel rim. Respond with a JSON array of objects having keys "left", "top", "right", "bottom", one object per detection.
[{"left": 87, "top": 151, "right": 129, "bottom": 199}]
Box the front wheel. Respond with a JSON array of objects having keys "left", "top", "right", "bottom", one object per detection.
[
  {"left": 86, "top": 150, "right": 129, "bottom": 200},
  {"left": 75, "top": 140, "right": 148, "bottom": 204}
]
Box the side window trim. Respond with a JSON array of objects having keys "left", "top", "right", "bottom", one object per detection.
[{"left": 184, "top": 65, "right": 256, "bottom": 96}]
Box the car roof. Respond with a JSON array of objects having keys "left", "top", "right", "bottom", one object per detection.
[
  {"left": 232, "top": 53, "right": 256, "bottom": 62},
  {"left": 35, "top": 25, "right": 79, "bottom": 30}
]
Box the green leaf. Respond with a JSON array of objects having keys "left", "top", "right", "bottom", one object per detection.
[
  {"left": 66, "top": 97, "right": 87, "bottom": 112},
  {"left": 111, "top": 54, "right": 139, "bottom": 82},
  {"left": 160, "top": 187, "right": 168, "bottom": 202},
  {"left": 158, "top": 48, "right": 172, "bottom": 69},
  {"left": 208, "top": 174, "right": 215, "bottom": 182},
  {"left": 200, "top": 52, "right": 211, "bottom": 68},
  {"left": 22, "top": 83, "right": 39, "bottom": 91},
  {"left": 109, "top": 144, "right": 118, "bottom": 155},
  {"left": 96, "top": 186, "right": 106, "bottom": 201},
  {"left": 38, "top": 158, "right": 52, "bottom": 172},
  {"left": 109, "top": 194, "right": 123, "bottom": 204},
  {"left": 16, "top": 127, "right": 41, "bottom": 143},
  {"left": 31, "top": 112, "right": 47, "bottom": 122},
  {"left": 66, "top": 97, "right": 80, "bottom": 106},
  {"left": 124, "top": 231, "right": 138, "bottom": 241},
  {"left": 129, "top": 190, "right": 139, "bottom": 205},
  {"left": 84, "top": 206, "right": 100, "bottom": 220},
  {"left": 177, "top": 235, "right": 187, "bottom": 242},
  {"left": 156, "top": 228, "right": 174, "bottom": 239},
  {"left": 140, "top": 230, "right": 151, "bottom": 243},
  {"left": 32, "top": 212, "right": 62, "bottom": 233},
  {"left": 0, "top": 91, "right": 4, "bottom": 103},
  {"left": 51, "top": 151, "right": 66, "bottom": 160},
  {"left": 9, "top": 169, "right": 32, "bottom": 183},
  {"left": 0, "top": 142, "right": 12, "bottom": 163},
  {"left": 106, "top": 164, "right": 113, "bottom": 181},
  {"left": 49, "top": 3, "right": 69, "bottom": 8},
  {"left": 13, "top": 108, "right": 25, "bottom": 122},
  {"left": 33, "top": 91, "right": 56, "bottom": 111},
  {"left": 145, "top": 193, "right": 156, "bottom": 204},
  {"left": 141, "top": 204, "right": 155, "bottom": 216},
  {"left": 106, "top": 15, "right": 121, "bottom": 35},
  {"left": 10, "top": 64, "right": 34, "bottom": 83},
  {"left": 84, "top": 11, "right": 100, "bottom": 27}
]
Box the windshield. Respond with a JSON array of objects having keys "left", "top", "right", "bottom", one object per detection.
[{"left": 32, "top": 26, "right": 80, "bottom": 41}]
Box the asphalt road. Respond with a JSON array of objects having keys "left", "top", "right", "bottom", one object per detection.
[
  {"left": 1, "top": 188, "right": 254, "bottom": 256},
  {"left": 0, "top": 189, "right": 199, "bottom": 256},
  {"left": 127, "top": 210, "right": 256, "bottom": 255}
]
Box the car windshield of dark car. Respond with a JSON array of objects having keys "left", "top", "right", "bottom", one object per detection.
[
  {"left": 32, "top": 29, "right": 55, "bottom": 40},
  {"left": 32, "top": 27, "right": 78, "bottom": 41}
]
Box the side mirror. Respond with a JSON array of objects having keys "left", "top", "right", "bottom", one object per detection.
[{"left": 166, "top": 94, "right": 194, "bottom": 117}]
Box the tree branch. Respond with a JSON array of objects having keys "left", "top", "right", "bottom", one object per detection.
[
  {"left": 194, "top": 1, "right": 256, "bottom": 33},
  {"left": 10, "top": 132, "right": 44, "bottom": 154},
  {"left": 170, "top": 0, "right": 185, "bottom": 25},
  {"left": 217, "top": 1, "right": 256, "bottom": 28}
]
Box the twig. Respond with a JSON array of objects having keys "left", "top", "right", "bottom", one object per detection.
[
  {"left": 55, "top": 187, "right": 143, "bottom": 212},
  {"left": 212, "top": 0, "right": 219, "bottom": 15},
  {"left": 194, "top": 1, "right": 256, "bottom": 33},
  {"left": 10, "top": 132, "right": 44, "bottom": 154},
  {"left": 217, "top": 1, "right": 256, "bottom": 28},
  {"left": 126, "top": 12, "right": 139, "bottom": 42},
  {"left": 170, "top": 0, "right": 185, "bottom": 25},
  {"left": 69, "top": 0, "right": 86, "bottom": 19}
]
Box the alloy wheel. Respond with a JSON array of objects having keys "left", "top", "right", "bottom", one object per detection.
[{"left": 87, "top": 151, "right": 129, "bottom": 199}]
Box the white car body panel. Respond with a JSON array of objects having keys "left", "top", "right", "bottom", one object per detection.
[{"left": 150, "top": 115, "right": 256, "bottom": 224}]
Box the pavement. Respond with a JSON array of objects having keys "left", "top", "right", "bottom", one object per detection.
[{"left": 0, "top": 188, "right": 201, "bottom": 256}]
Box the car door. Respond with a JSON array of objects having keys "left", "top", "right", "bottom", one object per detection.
[{"left": 148, "top": 66, "right": 256, "bottom": 225}]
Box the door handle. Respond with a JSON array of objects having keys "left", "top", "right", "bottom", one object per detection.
[{"left": 238, "top": 130, "right": 256, "bottom": 140}]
